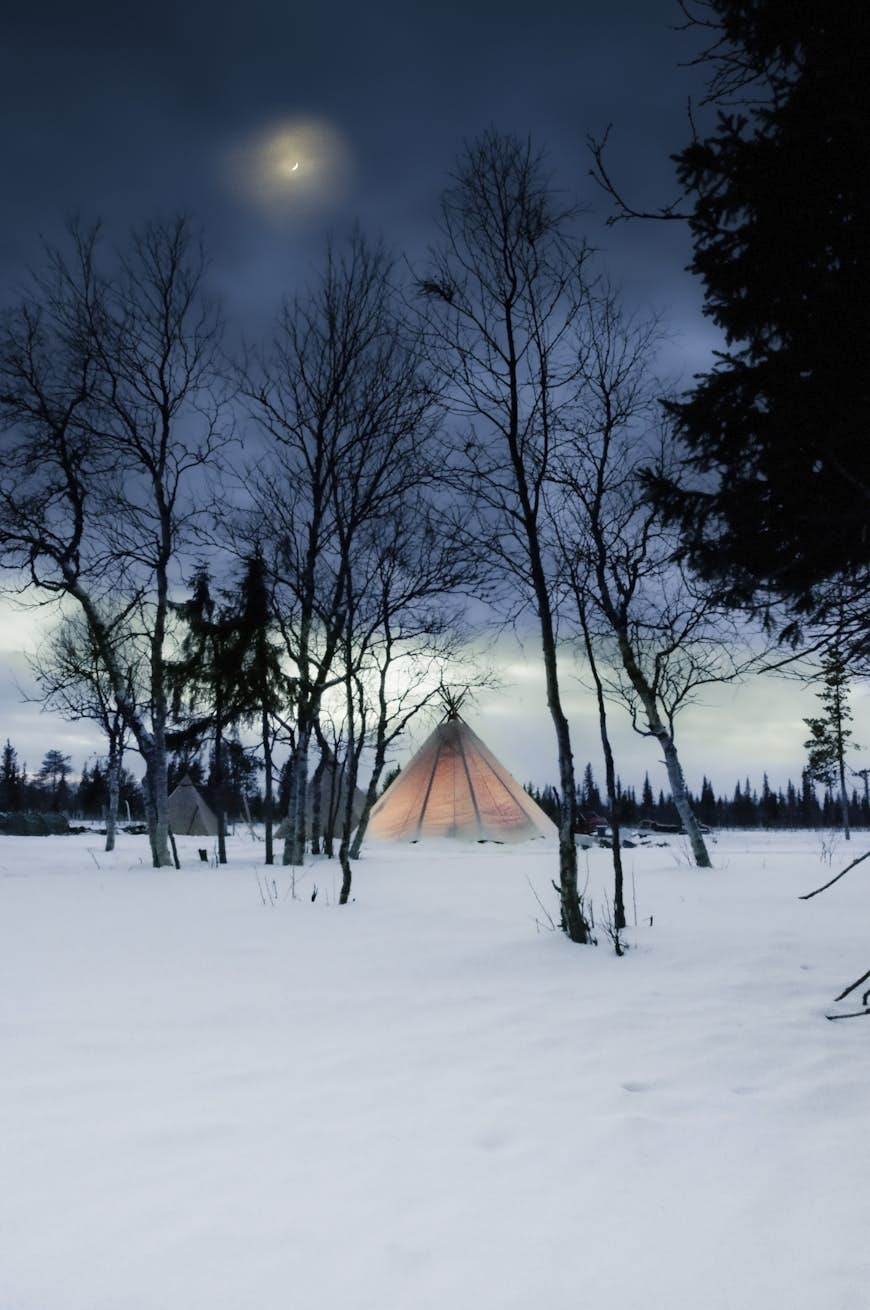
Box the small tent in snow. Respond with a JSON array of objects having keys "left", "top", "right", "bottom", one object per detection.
[
  {"left": 366, "top": 711, "right": 556, "bottom": 843},
  {"left": 167, "top": 774, "right": 219, "bottom": 837}
]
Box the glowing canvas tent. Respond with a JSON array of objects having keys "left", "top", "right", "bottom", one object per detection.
[
  {"left": 366, "top": 711, "right": 557, "bottom": 843},
  {"left": 167, "top": 775, "right": 219, "bottom": 838}
]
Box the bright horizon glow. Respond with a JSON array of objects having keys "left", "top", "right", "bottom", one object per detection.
[{"left": 2, "top": 595, "right": 868, "bottom": 798}]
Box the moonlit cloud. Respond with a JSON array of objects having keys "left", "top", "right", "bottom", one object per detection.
[{"left": 224, "top": 117, "right": 353, "bottom": 221}]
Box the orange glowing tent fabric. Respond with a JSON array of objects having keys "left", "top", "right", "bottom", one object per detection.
[{"left": 366, "top": 715, "right": 557, "bottom": 843}]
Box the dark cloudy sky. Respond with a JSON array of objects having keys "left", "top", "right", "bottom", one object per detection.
[
  {"left": 1, "top": 0, "right": 717, "bottom": 365},
  {"left": 8, "top": 0, "right": 835, "bottom": 790}
]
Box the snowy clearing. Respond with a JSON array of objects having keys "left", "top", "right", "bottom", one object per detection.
[{"left": 1, "top": 828, "right": 868, "bottom": 1309}]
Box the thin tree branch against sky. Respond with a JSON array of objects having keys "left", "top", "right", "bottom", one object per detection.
[{"left": 1, "top": 2, "right": 867, "bottom": 793}]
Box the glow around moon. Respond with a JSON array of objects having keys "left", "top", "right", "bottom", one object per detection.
[{"left": 226, "top": 118, "right": 352, "bottom": 218}]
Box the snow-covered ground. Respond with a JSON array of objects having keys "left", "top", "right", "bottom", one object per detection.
[{"left": 1, "top": 827, "right": 868, "bottom": 1310}]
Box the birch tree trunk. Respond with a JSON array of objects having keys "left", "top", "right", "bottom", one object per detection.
[
  {"left": 309, "top": 740, "right": 329, "bottom": 857},
  {"left": 105, "top": 747, "right": 120, "bottom": 854},
  {"left": 838, "top": 757, "right": 851, "bottom": 841},
  {"left": 578, "top": 608, "right": 626, "bottom": 930},
  {"left": 349, "top": 741, "right": 388, "bottom": 860},
  {"left": 262, "top": 707, "right": 275, "bottom": 866},
  {"left": 150, "top": 743, "right": 172, "bottom": 869},
  {"left": 615, "top": 631, "right": 712, "bottom": 868},
  {"left": 214, "top": 709, "right": 227, "bottom": 866},
  {"left": 282, "top": 725, "right": 311, "bottom": 866}
]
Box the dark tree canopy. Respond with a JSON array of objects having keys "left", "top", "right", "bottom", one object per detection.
[{"left": 654, "top": 2, "right": 869, "bottom": 628}]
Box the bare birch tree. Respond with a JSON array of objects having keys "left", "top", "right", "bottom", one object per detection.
[
  {"left": 418, "top": 130, "right": 593, "bottom": 942},
  {"left": 553, "top": 296, "right": 751, "bottom": 868},
  {"left": 0, "top": 219, "right": 229, "bottom": 865},
  {"left": 29, "top": 614, "right": 138, "bottom": 851},
  {"left": 325, "top": 499, "right": 472, "bottom": 901},
  {"left": 243, "top": 233, "right": 441, "bottom": 866}
]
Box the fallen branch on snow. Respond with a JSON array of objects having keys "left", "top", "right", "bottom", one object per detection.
[
  {"left": 833, "top": 966, "right": 870, "bottom": 1006},
  {"left": 799, "top": 848, "right": 870, "bottom": 900}
]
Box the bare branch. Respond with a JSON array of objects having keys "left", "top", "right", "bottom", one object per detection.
[{"left": 799, "top": 849, "right": 870, "bottom": 902}]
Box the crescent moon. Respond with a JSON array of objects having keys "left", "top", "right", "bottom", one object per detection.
[{"left": 291, "top": 161, "right": 300, "bottom": 172}]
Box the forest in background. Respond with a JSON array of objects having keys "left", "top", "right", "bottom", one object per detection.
[{"left": 3, "top": 733, "right": 868, "bottom": 835}]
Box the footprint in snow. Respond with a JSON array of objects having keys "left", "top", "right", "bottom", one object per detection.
[{"left": 476, "top": 1130, "right": 510, "bottom": 1152}]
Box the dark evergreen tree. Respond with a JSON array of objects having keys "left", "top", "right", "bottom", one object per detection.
[
  {"left": 698, "top": 776, "right": 717, "bottom": 827},
  {"left": 379, "top": 765, "right": 401, "bottom": 797},
  {"left": 76, "top": 759, "right": 141, "bottom": 820},
  {"left": 210, "top": 735, "right": 260, "bottom": 827},
  {"left": 76, "top": 762, "right": 100, "bottom": 818},
  {"left": 229, "top": 548, "right": 294, "bottom": 865},
  {"left": 759, "top": 773, "right": 779, "bottom": 828},
  {"left": 730, "top": 779, "right": 756, "bottom": 828},
  {"left": 0, "top": 739, "right": 22, "bottom": 811},
  {"left": 169, "top": 568, "right": 246, "bottom": 864},
  {"left": 167, "top": 753, "right": 205, "bottom": 793},
  {"left": 616, "top": 780, "right": 638, "bottom": 825},
  {"left": 854, "top": 767, "right": 870, "bottom": 814},
  {"left": 579, "top": 763, "right": 603, "bottom": 813},
  {"left": 803, "top": 649, "right": 857, "bottom": 838},
  {"left": 800, "top": 768, "right": 821, "bottom": 827},
  {"left": 649, "top": 4, "right": 869, "bottom": 642},
  {"left": 38, "top": 750, "right": 72, "bottom": 811}
]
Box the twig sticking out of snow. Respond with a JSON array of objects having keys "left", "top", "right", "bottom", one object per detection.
[
  {"left": 833, "top": 966, "right": 870, "bottom": 1006},
  {"left": 525, "top": 875, "right": 557, "bottom": 933},
  {"left": 255, "top": 869, "right": 282, "bottom": 908},
  {"left": 799, "top": 849, "right": 870, "bottom": 901}
]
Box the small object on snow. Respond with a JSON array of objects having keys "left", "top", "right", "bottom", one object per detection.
[
  {"left": 198, "top": 848, "right": 208, "bottom": 862},
  {"left": 311, "top": 885, "right": 318, "bottom": 902}
]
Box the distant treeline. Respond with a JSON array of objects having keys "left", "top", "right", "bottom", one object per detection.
[
  {"left": 0, "top": 740, "right": 143, "bottom": 819},
  {"left": 527, "top": 764, "right": 870, "bottom": 830},
  {"left": 1, "top": 737, "right": 294, "bottom": 825},
  {"left": 6, "top": 734, "right": 869, "bottom": 833}
]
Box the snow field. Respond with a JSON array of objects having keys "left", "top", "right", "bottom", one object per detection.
[{"left": 1, "top": 830, "right": 868, "bottom": 1309}]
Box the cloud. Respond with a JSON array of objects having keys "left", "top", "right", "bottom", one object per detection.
[{"left": 222, "top": 117, "right": 353, "bottom": 225}]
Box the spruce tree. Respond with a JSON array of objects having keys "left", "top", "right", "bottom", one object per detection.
[
  {"left": 0, "top": 740, "right": 21, "bottom": 811},
  {"left": 803, "top": 651, "right": 856, "bottom": 839},
  {"left": 38, "top": 750, "right": 72, "bottom": 811},
  {"left": 650, "top": 3, "right": 869, "bottom": 635},
  {"left": 170, "top": 568, "right": 247, "bottom": 864},
  {"left": 759, "top": 774, "right": 779, "bottom": 828},
  {"left": 230, "top": 549, "right": 293, "bottom": 866},
  {"left": 699, "top": 776, "right": 717, "bottom": 827}
]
